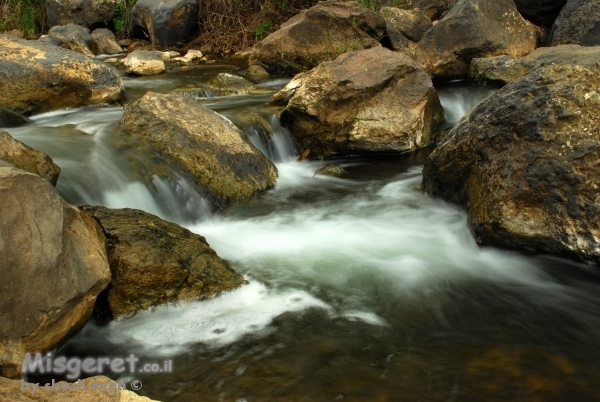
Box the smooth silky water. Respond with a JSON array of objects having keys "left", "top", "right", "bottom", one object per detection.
[{"left": 8, "top": 68, "right": 600, "bottom": 401}]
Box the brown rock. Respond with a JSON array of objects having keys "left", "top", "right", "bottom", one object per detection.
[
  {"left": 380, "top": 6, "right": 432, "bottom": 42},
  {"left": 122, "top": 50, "right": 166, "bottom": 76},
  {"left": 91, "top": 28, "right": 123, "bottom": 55},
  {"left": 40, "top": 25, "right": 100, "bottom": 57},
  {"left": 0, "top": 168, "right": 111, "bottom": 378}
]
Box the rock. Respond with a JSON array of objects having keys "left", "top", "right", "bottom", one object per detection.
[
  {"left": 45, "top": 0, "right": 118, "bottom": 28},
  {"left": 0, "top": 35, "right": 124, "bottom": 116},
  {"left": 470, "top": 44, "right": 600, "bottom": 85},
  {"left": 0, "top": 168, "right": 111, "bottom": 378},
  {"left": 315, "top": 163, "right": 347, "bottom": 177},
  {"left": 40, "top": 24, "right": 99, "bottom": 56},
  {"left": 414, "top": 0, "right": 537, "bottom": 80},
  {"left": 423, "top": 64, "right": 600, "bottom": 266},
  {"left": 207, "top": 73, "right": 259, "bottom": 95},
  {"left": 246, "top": 64, "right": 270, "bottom": 82},
  {"left": 131, "top": 0, "right": 200, "bottom": 48},
  {"left": 272, "top": 47, "right": 444, "bottom": 157},
  {"left": 172, "top": 49, "right": 204, "bottom": 65},
  {"left": 249, "top": 0, "right": 389, "bottom": 76},
  {"left": 122, "top": 50, "right": 166, "bottom": 76},
  {"left": 82, "top": 206, "right": 246, "bottom": 318},
  {"left": 0, "top": 130, "right": 61, "bottom": 185},
  {"left": 381, "top": 0, "right": 454, "bottom": 20},
  {"left": 514, "top": 0, "right": 568, "bottom": 27},
  {"left": 120, "top": 92, "right": 278, "bottom": 209},
  {"left": 91, "top": 28, "right": 123, "bottom": 55},
  {"left": 380, "top": 6, "right": 432, "bottom": 42},
  {"left": 548, "top": 0, "right": 600, "bottom": 46},
  {"left": 0, "top": 376, "right": 156, "bottom": 401},
  {"left": 0, "top": 108, "right": 29, "bottom": 127}
]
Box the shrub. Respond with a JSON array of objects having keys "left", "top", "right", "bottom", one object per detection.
[{"left": 0, "top": 0, "right": 45, "bottom": 38}]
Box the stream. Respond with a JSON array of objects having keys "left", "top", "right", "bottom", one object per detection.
[{"left": 7, "top": 65, "right": 600, "bottom": 401}]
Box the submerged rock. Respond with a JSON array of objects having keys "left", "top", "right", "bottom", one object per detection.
[
  {"left": 315, "top": 163, "right": 347, "bottom": 177},
  {"left": 45, "top": 0, "right": 118, "bottom": 28},
  {"left": 131, "top": 0, "right": 199, "bottom": 48},
  {"left": 470, "top": 45, "right": 600, "bottom": 85},
  {"left": 122, "top": 50, "right": 166, "bottom": 76},
  {"left": 249, "top": 0, "right": 388, "bottom": 76},
  {"left": 0, "top": 35, "right": 124, "bottom": 116},
  {"left": 272, "top": 47, "right": 444, "bottom": 157},
  {"left": 0, "top": 168, "right": 111, "bottom": 378},
  {"left": 423, "top": 64, "right": 600, "bottom": 266},
  {"left": 548, "top": 0, "right": 600, "bottom": 46},
  {"left": 0, "top": 130, "right": 61, "bottom": 185},
  {"left": 414, "top": 0, "right": 537, "bottom": 80},
  {"left": 120, "top": 92, "right": 277, "bottom": 210},
  {"left": 82, "top": 206, "right": 246, "bottom": 319}
]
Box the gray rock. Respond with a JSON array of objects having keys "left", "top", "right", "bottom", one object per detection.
[
  {"left": 45, "top": 0, "right": 118, "bottom": 28},
  {"left": 207, "top": 73, "right": 259, "bottom": 95},
  {"left": 380, "top": 7, "right": 432, "bottom": 42},
  {"left": 246, "top": 64, "right": 270, "bottom": 82},
  {"left": 548, "top": 0, "right": 600, "bottom": 46},
  {"left": 41, "top": 24, "right": 99, "bottom": 56},
  {"left": 91, "top": 28, "right": 123, "bottom": 55},
  {"left": 131, "top": 0, "right": 199, "bottom": 48}
]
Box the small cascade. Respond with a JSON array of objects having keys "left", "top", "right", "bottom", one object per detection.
[{"left": 244, "top": 114, "right": 297, "bottom": 163}]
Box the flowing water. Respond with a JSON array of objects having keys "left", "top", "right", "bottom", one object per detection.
[{"left": 7, "top": 67, "right": 600, "bottom": 401}]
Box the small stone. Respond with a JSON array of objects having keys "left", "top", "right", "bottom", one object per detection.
[{"left": 315, "top": 163, "right": 347, "bottom": 177}]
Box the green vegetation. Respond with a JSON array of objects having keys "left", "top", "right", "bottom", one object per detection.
[
  {"left": 0, "top": 0, "right": 45, "bottom": 38},
  {"left": 113, "top": 0, "right": 137, "bottom": 39}
]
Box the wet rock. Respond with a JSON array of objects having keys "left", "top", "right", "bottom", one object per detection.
[
  {"left": 172, "top": 49, "right": 205, "bottom": 65},
  {"left": 380, "top": 6, "right": 432, "bottom": 42},
  {"left": 272, "top": 47, "right": 444, "bottom": 157},
  {"left": 470, "top": 44, "right": 600, "bottom": 85},
  {"left": 246, "top": 64, "right": 270, "bottom": 83},
  {"left": 514, "top": 0, "right": 568, "bottom": 28},
  {"left": 548, "top": 0, "right": 600, "bottom": 46},
  {"left": 0, "top": 168, "right": 111, "bottom": 378},
  {"left": 0, "top": 130, "right": 61, "bottom": 185},
  {"left": 45, "top": 0, "right": 118, "bottom": 28},
  {"left": 40, "top": 24, "right": 99, "bottom": 56},
  {"left": 423, "top": 64, "right": 600, "bottom": 266},
  {"left": 0, "top": 108, "right": 29, "bottom": 128},
  {"left": 414, "top": 0, "right": 537, "bottom": 80},
  {"left": 249, "top": 0, "right": 388, "bottom": 76},
  {"left": 0, "top": 35, "right": 124, "bottom": 116},
  {"left": 120, "top": 92, "right": 277, "bottom": 210},
  {"left": 122, "top": 50, "right": 166, "bottom": 76},
  {"left": 207, "top": 73, "right": 259, "bottom": 95},
  {"left": 0, "top": 376, "right": 156, "bottom": 401},
  {"left": 82, "top": 206, "right": 246, "bottom": 319},
  {"left": 91, "top": 28, "right": 123, "bottom": 55},
  {"left": 315, "top": 163, "right": 347, "bottom": 177},
  {"left": 131, "top": 0, "right": 199, "bottom": 48}
]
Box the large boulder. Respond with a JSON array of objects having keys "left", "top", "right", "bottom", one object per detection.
[
  {"left": 40, "top": 24, "right": 99, "bottom": 57},
  {"left": 45, "top": 0, "right": 118, "bottom": 28},
  {"left": 382, "top": 0, "right": 454, "bottom": 20},
  {"left": 82, "top": 207, "right": 246, "bottom": 319},
  {"left": 514, "top": 0, "right": 568, "bottom": 27},
  {"left": 380, "top": 6, "right": 432, "bottom": 42},
  {"left": 131, "top": 0, "right": 200, "bottom": 49},
  {"left": 0, "top": 376, "right": 155, "bottom": 401},
  {"left": 271, "top": 47, "right": 444, "bottom": 157},
  {"left": 249, "top": 1, "right": 388, "bottom": 77},
  {"left": 548, "top": 0, "right": 600, "bottom": 46},
  {"left": 0, "top": 130, "right": 61, "bottom": 185},
  {"left": 470, "top": 44, "right": 600, "bottom": 85},
  {"left": 120, "top": 92, "right": 278, "bottom": 210},
  {"left": 0, "top": 168, "right": 111, "bottom": 378},
  {"left": 414, "top": 0, "right": 537, "bottom": 80},
  {"left": 0, "top": 35, "right": 124, "bottom": 116},
  {"left": 91, "top": 28, "right": 123, "bottom": 55},
  {"left": 122, "top": 50, "right": 165, "bottom": 76},
  {"left": 423, "top": 64, "right": 600, "bottom": 266}
]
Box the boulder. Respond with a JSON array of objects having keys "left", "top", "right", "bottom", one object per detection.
[
  {"left": 206, "top": 73, "right": 260, "bottom": 95},
  {"left": 423, "top": 64, "right": 600, "bottom": 266},
  {"left": 548, "top": 0, "right": 600, "bottom": 46},
  {"left": 380, "top": 6, "right": 432, "bottom": 42},
  {"left": 0, "top": 108, "right": 29, "bottom": 128},
  {"left": 0, "top": 130, "right": 61, "bottom": 185},
  {"left": 0, "top": 376, "right": 156, "bottom": 401},
  {"left": 0, "top": 35, "right": 124, "bottom": 116},
  {"left": 122, "top": 50, "right": 166, "bottom": 76},
  {"left": 82, "top": 206, "right": 246, "bottom": 319},
  {"left": 131, "top": 0, "right": 200, "bottom": 48},
  {"left": 45, "top": 0, "right": 118, "bottom": 28},
  {"left": 470, "top": 44, "right": 600, "bottom": 85},
  {"left": 414, "top": 0, "right": 537, "bottom": 80},
  {"left": 514, "top": 0, "right": 568, "bottom": 27},
  {"left": 271, "top": 47, "right": 444, "bottom": 157},
  {"left": 249, "top": 1, "right": 389, "bottom": 76},
  {"left": 120, "top": 92, "right": 278, "bottom": 209},
  {"left": 0, "top": 167, "right": 111, "bottom": 378},
  {"left": 382, "top": 0, "right": 454, "bottom": 20},
  {"left": 40, "top": 24, "right": 99, "bottom": 57},
  {"left": 91, "top": 28, "right": 123, "bottom": 55},
  {"left": 245, "top": 64, "right": 270, "bottom": 82}
]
